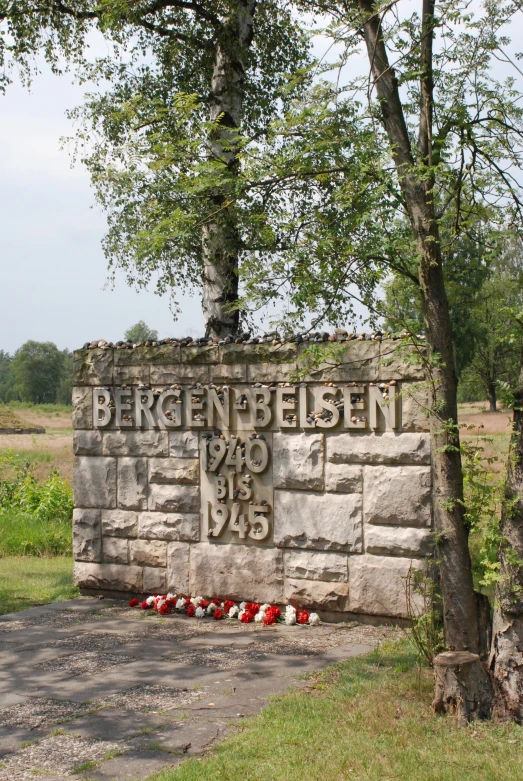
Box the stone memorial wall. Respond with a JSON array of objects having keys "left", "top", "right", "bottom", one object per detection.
[{"left": 72, "top": 338, "right": 431, "bottom": 621}]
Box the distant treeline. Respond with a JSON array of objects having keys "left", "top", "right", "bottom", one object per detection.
[
  {"left": 0, "top": 324, "right": 159, "bottom": 406},
  {"left": 0, "top": 342, "right": 73, "bottom": 405}
]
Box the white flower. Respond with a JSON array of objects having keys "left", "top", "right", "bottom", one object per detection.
[
  {"left": 195, "top": 607, "right": 206, "bottom": 618},
  {"left": 254, "top": 611, "right": 266, "bottom": 623},
  {"left": 191, "top": 595, "right": 203, "bottom": 607},
  {"left": 146, "top": 596, "right": 155, "bottom": 606},
  {"left": 284, "top": 605, "right": 296, "bottom": 625},
  {"left": 228, "top": 606, "right": 239, "bottom": 618},
  {"left": 175, "top": 598, "right": 185, "bottom": 611},
  {"left": 239, "top": 601, "right": 247, "bottom": 610},
  {"left": 260, "top": 603, "right": 271, "bottom": 612},
  {"left": 207, "top": 603, "right": 216, "bottom": 614},
  {"left": 308, "top": 613, "right": 321, "bottom": 626},
  {"left": 166, "top": 592, "right": 176, "bottom": 600}
]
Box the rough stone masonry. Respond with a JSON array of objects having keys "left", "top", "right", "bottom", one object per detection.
[{"left": 72, "top": 338, "right": 432, "bottom": 621}]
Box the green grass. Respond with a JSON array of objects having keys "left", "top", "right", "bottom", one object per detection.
[
  {"left": 149, "top": 642, "right": 523, "bottom": 781},
  {"left": 0, "top": 556, "right": 77, "bottom": 614},
  {"left": 0, "top": 509, "right": 72, "bottom": 556}
]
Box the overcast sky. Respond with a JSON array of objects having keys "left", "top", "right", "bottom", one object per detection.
[{"left": 1, "top": 2, "right": 522, "bottom": 355}]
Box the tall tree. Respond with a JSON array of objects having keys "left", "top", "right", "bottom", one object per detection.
[
  {"left": 12, "top": 341, "right": 65, "bottom": 403},
  {"left": 2, "top": 1, "right": 309, "bottom": 336},
  {"left": 124, "top": 321, "right": 159, "bottom": 344}
]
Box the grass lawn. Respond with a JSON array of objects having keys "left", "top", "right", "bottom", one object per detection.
[
  {"left": 0, "top": 556, "right": 78, "bottom": 615},
  {"left": 150, "top": 642, "right": 523, "bottom": 781}
]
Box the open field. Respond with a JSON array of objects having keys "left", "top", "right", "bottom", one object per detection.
[
  {"left": 458, "top": 402, "right": 512, "bottom": 471},
  {"left": 0, "top": 406, "right": 44, "bottom": 433},
  {"left": 0, "top": 556, "right": 77, "bottom": 615},
  {"left": 0, "top": 405, "right": 73, "bottom": 483}
]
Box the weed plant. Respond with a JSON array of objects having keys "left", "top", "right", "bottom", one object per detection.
[{"left": 0, "top": 450, "right": 73, "bottom": 556}]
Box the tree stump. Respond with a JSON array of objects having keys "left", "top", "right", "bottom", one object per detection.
[{"left": 433, "top": 651, "right": 493, "bottom": 723}]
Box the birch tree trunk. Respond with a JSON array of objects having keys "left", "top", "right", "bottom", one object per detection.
[
  {"left": 202, "top": 1, "right": 256, "bottom": 338},
  {"left": 490, "top": 346, "right": 523, "bottom": 721},
  {"left": 357, "top": 0, "right": 482, "bottom": 656}
]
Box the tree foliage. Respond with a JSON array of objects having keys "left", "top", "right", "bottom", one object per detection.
[
  {"left": 11, "top": 342, "right": 66, "bottom": 404},
  {"left": 124, "top": 320, "right": 159, "bottom": 343}
]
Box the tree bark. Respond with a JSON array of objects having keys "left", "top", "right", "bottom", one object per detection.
[
  {"left": 358, "top": 0, "right": 480, "bottom": 655},
  {"left": 487, "top": 382, "right": 497, "bottom": 412},
  {"left": 433, "top": 651, "right": 493, "bottom": 722},
  {"left": 202, "top": 1, "right": 256, "bottom": 338},
  {"left": 490, "top": 345, "right": 523, "bottom": 721}
]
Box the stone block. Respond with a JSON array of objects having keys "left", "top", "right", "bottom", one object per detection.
[
  {"left": 73, "top": 457, "right": 116, "bottom": 509},
  {"left": 118, "top": 458, "right": 148, "bottom": 510},
  {"left": 327, "top": 432, "right": 431, "bottom": 466},
  {"left": 149, "top": 458, "right": 199, "bottom": 484},
  {"left": 138, "top": 512, "right": 199, "bottom": 542},
  {"left": 103, "top": 430, "right": 168, "bottom": 457},
  {"left": 182, "top": 345, "right": 220, "bottom": 364},
  {"left": 283, "top": 550, "right": 348, "bottom": 582},
  {"left": 211, "top": 364, "right": 247, "bottom": 383},
  {"left": 364, "top": 525, "right": 432, "bottom": 557},
  {"left": 114, "top": 365, "right": 151, "bottom": 385},
  {"left": 73, "top": 430, "right": 102, "bottom": 456},
  {"left": 274, "top": 491, "right": 362, "bottom": 552},
  {"left": 273, "top": 432, "right": 324, "bottom": 491},
  {"left": 284, "top": 578, "right": 350, "bottom": 611},
  {"left": 72, "top": 509, "right": 101, "bottom": 563},
  {"left": 130, "top": 538, "right": 168, "bottom": 567},
  {"left": 169, "top": 431, "right": 200, "bottom": 458},
  {"left": 148, "top": 484, "right": 200, "bottom": 513},
  {"left": 72, "top": 386, "right": 93, "bottom": 429},
  {"left": 74, "top": 562, "right": 143, "bottom": 592},
  {"left": 220, "top": 342, "right": 297, "bottom": 365},
  {"left": 150, "top": 364, "right": 210, "bottom": 385},
  {"left": 143, "top": 566, "right": 167, "bottom": 593},
  {"left": 364, "top": 466, "right": 432, "bottom": 527},
  {"left": 167, "top": 542, "right": 191, "bottom": 594},
  {"left": 103, "top": 537, "right": 129, "bottom": 564},
  {"left": 400, "top": 383, "right": 430, "bottom": 432},
  {"left": 190, "top": 543, "right": 284, "bottom": 604},
  {"left": 378, "top": 340, "right": 425, "bottom": 381},
  {"left": 298, "top": 340, "right": 379, "bottom": 382},
  {"left": 348, "top": 554, "right": 426, "bottom": 618},
  {"left": 247, "top": 363, "right": 297, "bottom": 383},
  {"left": 101, "top": 510, "right": 138, "bottom": 538},
  {"left": 325, "top": 463, "right": 362, "bottom": 493},
  {"left": 73, "top": 348, "right": 114, "bottom": 385},
  {"left": 114, "top": 344, "right": 181, "bottom": 366}
]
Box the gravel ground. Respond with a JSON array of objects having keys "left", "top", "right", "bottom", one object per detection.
[{"left": 0, "top": 734, "right": 122, "bottom": 779}]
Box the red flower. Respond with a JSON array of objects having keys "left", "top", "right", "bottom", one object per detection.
[
  {"left": 240, "top": 610, "right": 256, "bottom": 623},
  {"left": 263, "top": 606, "right": 281, "bottom": 626},
  {"left": 198, "top": 600, "right": 210, "bottom": 609},
  {"left": 245, "top": 603, "right": 260, "bottom": 614},
  {"left": 128, "top": 598, "right": 140, "bottom": 608},
  {"left": 186, "top": 605, "right": 196, "bottom": 617},
  {"left": 184, "top": 597, "right": 192, "bottom": 606},
  {"left": 213, "top": 609, "right": 224, "bottom": 620},
  {"left": 211, "top": 598, "right": 221, "bottom": 606},
  {"left": 223, "top": 600, "right": 236, "bottom": 613},
  {"left": 297, "top": 610, "right": 309, "bottom": 625},
  {"left": 140, "top": 600, "right": 150, "bottom": 610},
  {"left": 159, "top": 603, "right": 172, "bottom": 615}
]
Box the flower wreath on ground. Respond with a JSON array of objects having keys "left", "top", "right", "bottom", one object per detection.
[{"left": 128, "top": 595, "right": 320, "bottom": 626}]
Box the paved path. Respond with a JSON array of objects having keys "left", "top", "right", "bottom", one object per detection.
[{"left": 0, "top": 598, "right": 386, "bottom": 780}]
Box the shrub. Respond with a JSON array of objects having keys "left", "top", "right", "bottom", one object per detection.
[{"left": 0, "top": 450, "right": 73, "bottom": 556}]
